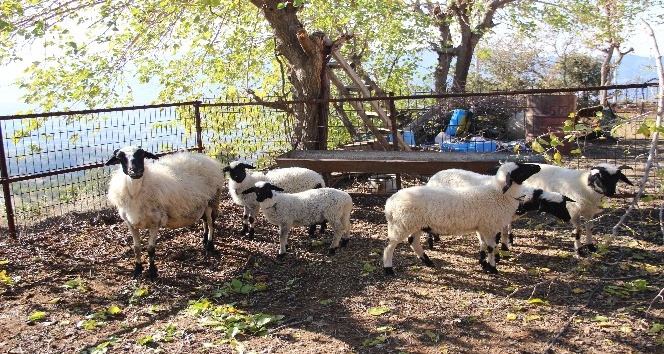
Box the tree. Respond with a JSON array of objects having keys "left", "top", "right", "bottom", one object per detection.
[
  {"left": 413, "top": 0, "right": 521, "bottom": 93},
  {"left": 0, "top": 0, "right": 426, "bottom": 151}
]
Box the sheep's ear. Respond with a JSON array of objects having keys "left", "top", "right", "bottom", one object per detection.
[
  {"left": 240, "top": 163, "right": 255, "bottom": 170},
  {"left": 563, "top": 196, "right": 576, "bottom": 203},
  {"left": 618, "top": 165, "right": 633, "bottom": 171},
  {"left": 485, "top": 165, "right": 499, "bottom": 175},
  {"left": 241, "top": 187, "right": 256, "bottom": 194},
  {"left": 269, "top": 185, "right": 285, "bottom": 192},
  {"left": 223, "top": 166, "right": 231, "bottom": 172},
  {"left": 105, "top": 149, "right": 121, "bottom": 166},
  {"left": 617, "top": 171, "right": 634, "bottom": 186},
  {"left": 502, "top": 172, "right": 513, "bottom": 193},
  {"left": 144, "top": 151, "right": 158, "bottom": 160}
]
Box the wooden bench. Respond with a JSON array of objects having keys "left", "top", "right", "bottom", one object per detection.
[{"left": 275, "top": 150, "right": 545, "bottom": 191}]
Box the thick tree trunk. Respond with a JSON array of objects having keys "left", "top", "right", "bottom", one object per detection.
[
  {"left": 600, "top": 44, "right": 616, "bottom": 106},
  {"left": 251, "top": 0, "right": 330, "bottom": 150}
]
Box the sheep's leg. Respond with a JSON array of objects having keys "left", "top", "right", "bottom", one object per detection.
[
  {"left": 408, "top": 231, "right": 434, "bottom": 267},
  {"left": 247, "top": 205, "right": 259, "bottom": 239},
  {"left": 276, "top": 223, "right": 291, "bottom": 259},
  {"left": 241, "top": 206, "right": 250, "bottom": 235},
  {"left": 328, "top": 219, "right": 350, "bottom": 256},
  {"left": 202, "top": 207, "right": 216, "bottom": 255},
  {"left": 584, "top": 220, "right": 597, "bottom": 253},
  {"left": 570, "top": 217, "right": 590, "bottom": 257},
  {"left": 499, "top": 225, "right": 513, "bottom": 251},
  {"left": 478, "top": 232, "right": 498, "bottom": 274},
  {"left": 128, "top": 225, "right": 143, "bottom": 279},
  {"left": 146, "top": 227, "right": 159, "bottom": 278},
  {"left": 383, "top": 224, "right": 402, "bottom": 275}
]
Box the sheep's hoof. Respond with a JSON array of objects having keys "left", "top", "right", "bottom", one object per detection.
[
  {"left": 426, "top": 235, "right": 434, "bottom": 250},
  {"left": 420, "top": 253, "right": 434, "bottom": 267},
  {"left": 480, "top": 261, "right": 498, "bottom": 274},
  {"left": 384, "top": 267, "right": 395, "bottom": 276},
  {"left": 494, "top": 253, "right": 501, "bottom": 264},
  {"left": 586, "top": 244, "right": 598, "bottom": 253},
  {"left": 240, "top": 224, "right": 249, "bottom": 235},
  {"left": 247, "top": 229, "right": 255, "bottom": 240},
  {"left": 501, "top": 243, "right": 510, "bottom": 252},
  {"left": 340, "top": 238, "right": 350, "bottom": 247},
  {"left": 276, "top": 253, "right": 287, "bottom": 260},
  {"left": 204, "top": 242, "right": 218, "bottom": 256},
  {"left": 328, "top": 247, "right": 337, "bottom": 256},
  {"left": 132, "top": 263, "right": 144, "bottom": 279},
  {"left": 577, "top": 246, "right": 591, "bottom": 258},
  {"left": 509, "top": 233, "right": 515, "bottom": 245},
  {"left": 148, "top": 264, "right": 158, "bottom": 279},
  {"left": 307, "top": 225, "right": 316, "bottom": 237}
]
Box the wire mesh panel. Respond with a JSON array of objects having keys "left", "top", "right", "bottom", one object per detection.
[{"left": 0, "top": 103, "right": 199, "bottom": 235}]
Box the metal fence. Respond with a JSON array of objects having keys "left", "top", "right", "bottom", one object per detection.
[{"left": 1, "top": 84, "right": 661, "bottom": 238}]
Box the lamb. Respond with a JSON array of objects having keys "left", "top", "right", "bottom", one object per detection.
[
  {"left": 383, "top": 162, "right": 541, "bottom": 275},
  {"left": 242, "top": 181, "right": 353, "bottom": 258},
  {"left": 106, "top": 146, "right": 225, "bottom": 279},
  {"left": 514, "top": 163, "right": 633, "bottom": 256},
  {"left": 223, "top": 162, "right": 325, "bottom": 238},
  {"left": 426, "top": 168, "right": 575, "bottom": 252}
]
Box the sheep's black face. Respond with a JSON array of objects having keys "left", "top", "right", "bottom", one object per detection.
[
  {"left": 509, "top": 163, "right": 541, "bottom": 184},
  {"left": 588, "top": 165, "right": 634, "bottom": 196},
  {"left": 105, "top": 146, "right": 158, "bottom": 179},
  {"left": 517, "top": 189, "right": 544, "bottom": 214},
  {"left": 224, "top": 162, "right": 255, "bottom": 183},
  {"left": 254, "top": 185, "right": 273, "bottom": 202},
  {"left": 539, "top": 198, "right": 572, "bottom": 222}
]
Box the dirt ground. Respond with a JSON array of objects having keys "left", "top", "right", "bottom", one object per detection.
[{"left": 1, "top": 170, "right": 663, "bottom": 354}]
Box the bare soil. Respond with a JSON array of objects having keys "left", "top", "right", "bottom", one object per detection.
[{"left": 1, "top": 172, "right": 663, "bottom": 354}]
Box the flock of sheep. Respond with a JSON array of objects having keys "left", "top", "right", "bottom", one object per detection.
[{"left": 104, "top": 145, "right": 634, "bottom": 279}]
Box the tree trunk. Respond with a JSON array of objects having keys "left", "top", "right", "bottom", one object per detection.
[
  {"left": 251, "top": 0, "right": 330, "bottom": 150},
  {"left": 600, "top": 44, "right": 615, "bottom": 106}
]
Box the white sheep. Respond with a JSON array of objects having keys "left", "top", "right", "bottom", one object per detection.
[
  {"left": 106, "top": 146, "right": 225, "bottom": 279},
  {"left": 383, "top": 162, "right": 541, "bottom": 275},
  {"left": 242, "top": 181, "right": 353, "bottom": 258},
  {"left": 426, "top": 168, "right": 575, "bottom": 252},
  {"left": 223, "top": 162, "right": 326, "bottom": 238},
  {"left": 517, "top": 163, "right": 633, "bottom": 256}
]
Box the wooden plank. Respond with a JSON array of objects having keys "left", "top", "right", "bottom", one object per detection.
[{"left": 275, "top": 150, "right": 545, "bottom": 175}]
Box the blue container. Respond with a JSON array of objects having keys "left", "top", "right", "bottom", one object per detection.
[
  {"left": 440, "top": 140, "right": 497, "bottom": 152},
  {"left": 387, "top": 130, "right": 416, "bottom": 146},
  {"left": 445, "top": 109, "right": 471, "bottom": 136}
]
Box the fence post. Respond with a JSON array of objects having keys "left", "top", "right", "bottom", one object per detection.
[
  {"left": 194, "top": 101, "right": 204, "bottom": 153},
  {"left": 0, "top": 122, "right": 17, "bottom": 238},
  {"left": 388, "top": 92, "right": 402, "bottom": 190}
]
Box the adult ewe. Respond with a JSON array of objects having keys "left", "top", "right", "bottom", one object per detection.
[
  {"left": 383, "top": 162, "right": 541, "bottom": 275},
  {"left": 519, "top": 163, "right": 633, "bottom": 256},
  {"left": 223, "top": 162, "right": 325, "bottom": 238},
  {"left": 106, "top": 146, "right": 225, "bottom": 279},
  {"left": 426, "top": 168, "right": 575, "bottom": 252}
]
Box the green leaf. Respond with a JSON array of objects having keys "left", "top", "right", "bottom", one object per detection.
[
  {"left": 425, "top": 330, "right": 439, "bottom": 343},
  {"left": 506, "top": 313, "right": 518, "bottom": 321},
  {"left": 107, "top": 305, "right": 122, "bottom": 316},
  {"left": 368, "top": 306, "right": 390, "bottom": 316},
  {"left": 527, "top": 298, "right": 549, "bottom": 306},
  {"left": 29, "top": 311, "right": 47, "bottom": 322},
  {"left": 319, "top": 299, "right": 334, "bottom": 306},
  {"left": 649, "top": 323, "right": 663, "bottom": 333},
  {"left": 572, "top": 287, "right": 586, "bottom": 294},
  {"left": 362, "top": 262, "right": 376, "bottom": 272}
]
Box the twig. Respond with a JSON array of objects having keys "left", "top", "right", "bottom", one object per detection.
[
  {"left": 647, "top": 287, "right": 664, "bottom": 314},
  {"left": 268, "top": 319, "right": 307, "bottom": 334}
]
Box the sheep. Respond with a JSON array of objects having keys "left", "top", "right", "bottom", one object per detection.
[
  {"left": 223, "top": 162, "right": 326, "bottom": 238},
  {"left": 383, "top": 162, "right": 541, "bottom": 275},
  {"left": 106, "top": 146, "right": 225, "bottom": 279},
  {"left": 241, "top": 181, "right": 353, "bottom": 258},
  {"left": 515, "top": 163, "right": 634, "bottom": 257},
  {"left": 425, "top": 168, "right": 575, "bottom": 252}
]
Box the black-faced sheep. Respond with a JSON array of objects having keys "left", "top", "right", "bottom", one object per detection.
[
  {"left": 106, "top": 146, "right": 225, "bottom": 278},
  {"left": 518, "top": 163, "right": 633, "bottom": 256},
  {"left": 223, "top": 162, "right": 325, "bottom": 238},
  {"left": 242, "top": 181, "right": 353, "bottom": 258},
  {"left": 426, "top": 168, "right": 575, "bottom": 252},
  {"left": 383, "top": 162, "right": 541, "bottom": 276}
]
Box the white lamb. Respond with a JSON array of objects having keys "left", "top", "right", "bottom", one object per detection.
[
  {"left": 242, "top": 181, "right": 353, "bottom": 258},
  {"left": 518, "top": 163, "right": 633, "bottom": 256},
  {"left": 383, "top": 162, "right": 541, "bottom": 275},
  {"left": 426, "top": 168, "right": 575, "bottom": 252},
  {"left": 106, "top": 146, "right": 225, "bottom": 279},
  {"left": 223, "top": 162, "right": 325, "bottom": 238}
]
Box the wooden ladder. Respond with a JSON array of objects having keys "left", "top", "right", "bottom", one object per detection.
[{"left": 328, "top": 49, "right": 411, "bottom": 151}]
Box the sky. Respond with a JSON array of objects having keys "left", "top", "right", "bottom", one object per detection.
[{"left": 1, "top": 17, "right": 662, "bottom": 116}]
